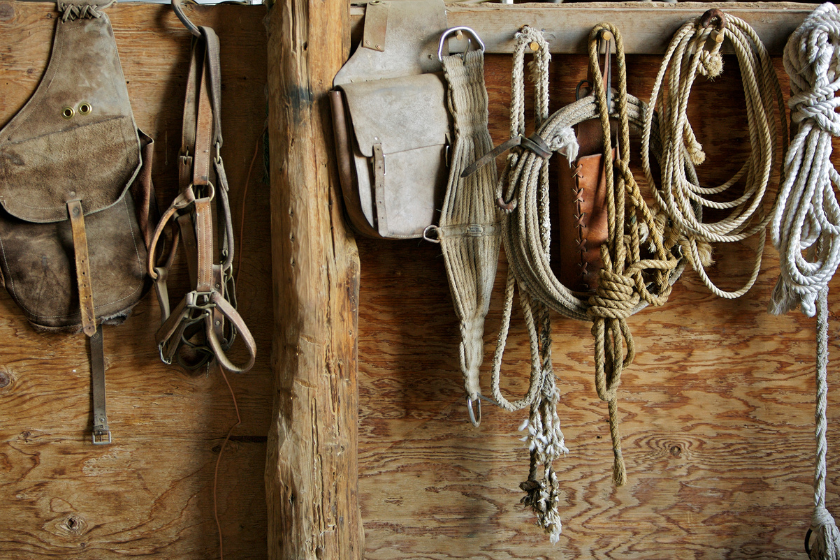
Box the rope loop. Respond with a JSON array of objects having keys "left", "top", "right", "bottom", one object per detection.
[{"left": 642, "top": 11, "right": 786, "bottom": 300}]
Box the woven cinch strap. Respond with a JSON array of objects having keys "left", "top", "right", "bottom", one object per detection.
[{"left": 427, "top": 45, "right": 501, "bottom": 425}]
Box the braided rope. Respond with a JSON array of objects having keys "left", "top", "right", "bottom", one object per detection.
[
  {"left": 641, "top": 11, "right": 786, "bottom": 299},
  {"left": 771, "top": 4, "right": 840, "bottom": 557}
]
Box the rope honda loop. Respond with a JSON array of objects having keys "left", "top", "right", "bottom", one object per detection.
[
  {"left": 641, "top": 9, "right": 787, "bottom": 299},
  {"left": 434, "top": 27, "right": 501, "bottom": 427},
  {"left": 772, "top": 4, "right": 840, "bottom": 558}
]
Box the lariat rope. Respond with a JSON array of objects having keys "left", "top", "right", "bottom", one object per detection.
[
  {"left": 489, "top": 25, "right": 691, "bottom": 540},
  {"left": 584, "top": 22, "right": 682, "bottom": 488},
  {"left": 771, "top": 4, "right": 840, "bottom": 557},
  {"left": 430, "top": 46, "right": 501, "bottom": 423},
  {"left": 641, "top": 10, "right": 786, "bottom": 299}
]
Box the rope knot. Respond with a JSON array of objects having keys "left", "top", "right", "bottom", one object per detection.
[
  {"left": 520, "top": 470, "right": 563, "bottom": 544},
  {"left": 698, "top": 49, "right": 724, "bottom": 79},
  {"left": 808, "top": 505, "right": 840, "bottom": 559},
  {"left": 587, "top": 270, "right": 638, "bottom": 321}
]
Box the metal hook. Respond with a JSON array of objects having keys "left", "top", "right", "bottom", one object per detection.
[
  {"left": 466, "top": 395, "right": 482, "bottom": 427},
  {"left": 438, "top": 26, "right": 486, "bottom": 63},
  {"left": 172, "top": 0, "right": 201, "bottom": 38},
  {"left": 699, "top": 8, "right": 727, "bottom": 32}
]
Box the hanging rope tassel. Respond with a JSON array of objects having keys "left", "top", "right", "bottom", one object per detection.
[
  {"left": 434, "top": 41, "right": 501, "bottom": 423},
  {"left": 770, "top": 4, "right": 840, "bottom": 557}
]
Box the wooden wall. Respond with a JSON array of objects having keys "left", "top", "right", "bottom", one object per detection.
[
  {"left": 0, "top": 3, "right": 271, "bottom": 558},
  {"left": 2, "top": 2, "right": 840, "bottom": 559},
  {"left": 356, "top": 54, "right": 840, "bottom": 559}
]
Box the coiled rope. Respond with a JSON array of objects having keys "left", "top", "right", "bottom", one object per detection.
[
  {"left": 489, "top": 25, "right": 690, "bottom": 540},
  {"left": 771, "top": 4, "right": 840, "bottom": 558},
  {"left": 641, "top": 10, "right": 786, "bottom": 299}
]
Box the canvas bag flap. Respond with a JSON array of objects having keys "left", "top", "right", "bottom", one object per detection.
[
  {"left": 340, "top": 73, "right": 450, "bottom": 157},
  {"left": 0, "top": 11, "right": 141, "bottom": 223}
]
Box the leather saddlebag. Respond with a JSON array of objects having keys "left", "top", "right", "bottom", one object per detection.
[{"left": 330, "top": 0, "right": 451, "bottom": 239}]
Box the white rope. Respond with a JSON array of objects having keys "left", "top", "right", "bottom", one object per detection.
[
  {"left": 771, "top": 5, "right": 840, "bottom": 557},
  {"left": 641, "top": 12, "right": 786, "bottom": 299},
  {"left": 771, "top": 2, "right": 840, "bottom": 318}
]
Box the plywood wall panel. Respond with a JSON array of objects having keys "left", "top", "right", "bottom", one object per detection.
[
  {"left": 0, "top": 3, "right": 270, "bottom": 558},
  {"left": 357, "top": 51, "right": 840, "bottom": 559}
]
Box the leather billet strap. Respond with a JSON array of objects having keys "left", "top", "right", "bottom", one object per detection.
[
  {"left": 67, "top": 199, "right": 112, "bottom": 444},
  {"left": 89, "top": 328, "right": 111, "bottom": 444},
  {"left": 67, "top": 200, "right": 96, "bottom": 337}
]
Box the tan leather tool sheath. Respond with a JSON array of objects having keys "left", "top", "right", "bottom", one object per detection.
[{"left": 556, "top": 117, "right": 612, "bottom": 292}]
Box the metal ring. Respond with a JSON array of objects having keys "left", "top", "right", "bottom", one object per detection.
[
  {"left": 575, "top": 79, "right": 591, "bottom": 101},
  {"left": 437, "top": 26, "right": 485, "bottom": 63},
  {"left": 466, "top": 395, "right": 482, "bottom": 427},
  {"left": 700, "top": 8, "right": 727, "bottom": 31},
  {"left": 78, "top": 102, "right": 92, "bottom": 115},
  {"left": 805, "top": 528, "right": 812, "bottom": 555},
  {"left": 62, "top": 107, "right": 74, "bottom": 120},
  {"left": 422, "top": 225, "right": 441, "bottom": 244}
]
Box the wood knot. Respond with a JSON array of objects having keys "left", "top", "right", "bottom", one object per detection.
[
  {"left": 0, "top": 3, "right": 14, "bottom": 22},
  {"left": 0, "top": 369, "right": 11, "bottom": 389},
  {"left": 670, "top": 445, "right": 682, "bottom": 458},
  {"left": 57, "top": 514, "right": 88, "bottom": 536}
]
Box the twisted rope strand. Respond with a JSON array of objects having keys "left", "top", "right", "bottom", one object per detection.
[
  {"left": 641, "top": 12, "right": 786, "bottom": 299},
  {"left": 771, "top": 5, "right": 840, "bottom": 557}
]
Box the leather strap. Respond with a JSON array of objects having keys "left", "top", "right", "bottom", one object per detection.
[
  {"left": 90, "top": 328, "right": 111, "bottom": 445},
  {"left": 149, "top": 22, "right": 255, "bottom": 374},
  {"left": 373, "top": 143, "right": 388, "bottom": 236},
  {"left": 67, "top": 200, "right": 96, "bottom": 338},
  {"left": 460, "top": 133, "right": 551, "bottom": 178}
]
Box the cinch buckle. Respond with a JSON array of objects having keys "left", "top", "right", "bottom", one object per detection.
[
  {"left": 92, "top": 429, "right": 112, "bottom": 445},
  {"left": 186, "top": 291, "right": 216, "bottom": 311}
]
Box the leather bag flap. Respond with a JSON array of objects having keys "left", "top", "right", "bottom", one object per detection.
[
  {"left": 340, "top": 73, "right": 450, "bottom": 157},
  {"left": 0, "top": 15, "right": 141, "bottom": 224}
]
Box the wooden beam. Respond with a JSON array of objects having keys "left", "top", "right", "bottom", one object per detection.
[
  {"left": 350, "top": 1, "right": 819, "bottom": 54},
  {"left": 265, "top": 0, "right": 363, "bottom": 558}
]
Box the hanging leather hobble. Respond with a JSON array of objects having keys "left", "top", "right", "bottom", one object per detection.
[
  {"left": 148, "top": 0, "right": 256, "bottom": 375},
  {"left": 0, "top": 0, "right": 156, "bottom": 444}
]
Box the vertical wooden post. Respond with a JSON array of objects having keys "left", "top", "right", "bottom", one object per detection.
[{"left": 265, "top": 0, "right": 363, "bottom": 557}]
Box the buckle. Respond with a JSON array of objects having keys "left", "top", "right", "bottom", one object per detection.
[
  {"left": 158, "top": 342, "right": 173, "bottom": 365},
  {"left": 186, "top": 291, "right": 216, "bottom": 311},
  {"left": 92, "top": 429, "right": 112, "bottom": 445}
]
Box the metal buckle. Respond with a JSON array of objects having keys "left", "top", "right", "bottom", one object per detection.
[
  {"left": 186, "top": 291, "right": 216, "bottom": 310},
  {"left": 92, "top": 430, "right": 112, "bottom": 445}
]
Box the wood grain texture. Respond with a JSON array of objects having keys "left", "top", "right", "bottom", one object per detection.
[
  {"left": 265, "top": 0, "right": 364, "bottom": 558},
  {"left": 356, "top": 51, "right": 840, "bottom": 558},
  {"left": 0, "top": 3, "right": 271, "bottom": 558},
  {"left": 350, "top": 2, "right": 820, "bottom": 55}
]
